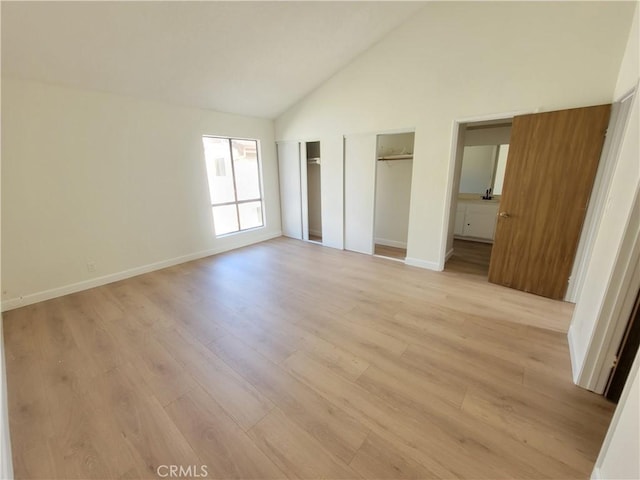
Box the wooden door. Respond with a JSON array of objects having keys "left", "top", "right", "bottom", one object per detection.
[
  {"left": 488, "top": 104, "right": 611, "bottom": 299},
  {"left": 344, "top": 134, "right": 376, "bottom": 254},
  {"left": 276, "top": 141, "right": 302, "bottom": 239}
]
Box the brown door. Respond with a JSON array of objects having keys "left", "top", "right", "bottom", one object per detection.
[{"left": 488, "top": 104, "right": 611, "bottom": 299}]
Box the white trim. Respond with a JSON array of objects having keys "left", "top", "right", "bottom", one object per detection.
[
  {"left": 593, "top": 258, "right": 640, "bottom": 392},
  {"left": 1, "top": 231, "right": 282, "bottom": 312},
  {"left": 567, "top": 87, "right": 637, "bottom": 302},
  {"left": 374, "top": 238, "right": 407, "bottom": 249},
  {"left": 568, "top": 323, "right": 581, "bottom": 383},
  {"left": 445, "top": 248, "right": 454, "bottom": 261},
  {"left": 404, "top": 256, "right": 441, "bottom": 271},
  {"left": 373, "top": 254, "right": 404, "bottom": 264},
  {"left": 452, "top": 109, "right": 533, "bottom": 125},
  {"left": 0, "top": 319, "right": 14, "bottom": 480},
  {"left": 592, "top": 349, "right": 640, "bottom": 479},
  {"left": 577, "top": 186, "right": 640, "bottom": 391}
]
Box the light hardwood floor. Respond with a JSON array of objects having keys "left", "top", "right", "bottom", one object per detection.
[
  {"left": 3, "top": 237, "right": 614, "bottom": 479},
  {"left": 374, "top": 244, "right": 407, "bottom": 260},
  {"left": 445, "top": 239, "right": 493, "bottom": 276}
]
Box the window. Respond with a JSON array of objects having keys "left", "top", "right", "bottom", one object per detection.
[{"left": 202, "top": 136, "right": 264, "bottom": 236}]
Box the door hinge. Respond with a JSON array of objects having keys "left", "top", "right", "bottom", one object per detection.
[{"left": 603, "top": 351, "right": 618, "bottom": 370}]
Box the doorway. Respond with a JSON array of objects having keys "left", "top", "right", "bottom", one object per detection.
[
  {"left": 445, "top": 120, "right": 512, "bottom": 276},
  {"left": 304, "top": 141, "right": 323, "bottom": 244},
  {"left": 445, "top": 104, "right": 612, "bottom": 301},
  {"left": 373, "top": 132, "right": 414, "bottom": 261}
]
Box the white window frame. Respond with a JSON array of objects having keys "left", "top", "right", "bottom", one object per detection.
[{"left": 203, "top": 135, "right": 265, "bottom": 236}]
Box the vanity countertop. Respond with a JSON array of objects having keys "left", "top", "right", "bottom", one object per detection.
[{"left": 458, "top": 194, "right": 501, "bottom": 204}]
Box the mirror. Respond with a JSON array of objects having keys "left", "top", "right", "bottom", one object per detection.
[{"left": 459, "top": 144, "right": 509, "bottom": 196}]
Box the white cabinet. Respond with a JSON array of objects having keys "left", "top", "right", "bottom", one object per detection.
[
  {"left": 455, "top": 201, "right": 499, "bottom": 241},
  {"left": 454, "top": 204, "right": 466, "bottom": 236}
]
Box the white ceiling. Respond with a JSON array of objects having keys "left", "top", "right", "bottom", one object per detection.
[{"left": 1, "top": 1, "right": 425, "bottom": 118}]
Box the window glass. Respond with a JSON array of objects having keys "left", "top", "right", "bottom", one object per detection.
[
  {"left": 203, "top": 136, "right": 264, "bottom": 236},
  {"left": 232, "top": 139, "right": 261, "bottom": 201}
]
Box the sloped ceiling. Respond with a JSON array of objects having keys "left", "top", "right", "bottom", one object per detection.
[{"left": 1, "top": 1, "right": 425, "bottom": 118}]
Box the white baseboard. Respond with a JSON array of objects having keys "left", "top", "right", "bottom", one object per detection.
[
  {"left": 375, "top": 237, "right": 407, "bottom": 249},
  {"left": 1, "top": 231, "right": 282, "bottom": 312},
  {"left": 309, "top": 228, "right": 322, "bottom": 237},
  {"left": 445, "top": 248, "right": 454, "bottom": 261},
  {"left": 567, "top": 324, "right": 581, "bottom": 385},
  {"left": 404, "top": 257, "right": 442, "bottom": 271},
  {"left": 590, "top": 466, "right": 601, "bottom": 480}
]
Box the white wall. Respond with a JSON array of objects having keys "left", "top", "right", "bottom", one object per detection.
[
  {"left": 464, "top": 126, "right": 511, "bottom": 146},
  {"left": 1, "top": 78, "right": 282, "bottom": 310},
  {"left": 319, "top": 136, "right": 344, "bottom": 250},
  {"left": 307, "top": 163, "right": 322, "bottom": 237},
  {"left": 374, "top": 132, "right": 414, "bottom": 248},
  {"left": 375, "top": 160, "right": 412, "bottom": 248},
  {"left": 593, "top": 350, "right": 640, "bottom": 480},
  {"left": 493, "top": 145, "right": 509, "bottom": 195},
  {"left": 376, "top": 132, "right": 414, "bottom": 158},
  {"left": 553, "top": 4, "right": 640, "bottom": 478},
  {"left": 275, "top": 1, "right": 633, "bottom": 270},
  {"left": 568, "top": 2, "right": 640, "bottom": 386}
]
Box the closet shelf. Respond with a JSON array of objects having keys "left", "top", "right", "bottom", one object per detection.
[
  {"left": 377, "top": 154, "right": 413, "bottom": 161},
  {"left": 307, "top": 157, "right": 321, "bottom": 164}
]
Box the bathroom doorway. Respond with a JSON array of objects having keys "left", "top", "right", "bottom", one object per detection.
[{"left": 445, "top": 120, "right": 512, "bottom": 276}]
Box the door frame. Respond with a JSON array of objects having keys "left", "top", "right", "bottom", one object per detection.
[
  {"left": 443, "top": 98, "right": 633, "bottom": 299},
  {"left": 566, "top": 89, "right": 637, "bottom": 302},
  {"left": 441, "top": 109, "right": 532, "bottom": 270},
  {"left": 372, "top": 129, "right": 416, "bottom": 260},
  {"left": 576, "top": 186, "right": 640, "bottom": 392},
  {"left": 297, "top": 138, "right": 323, "bottom": 244},
  {"left": 342, "top": 127, "right": 416, "bottom": 257}
]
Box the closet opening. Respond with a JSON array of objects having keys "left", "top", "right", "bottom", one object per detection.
[
  {"left": 373, "top": 132, "right": 414, "bottom": 261},
  {"left": 304, "top": 141, "right": 322, "bottom": 244},
  {"left": 445, "top": 120, "right": 512, "bottom": 276}
]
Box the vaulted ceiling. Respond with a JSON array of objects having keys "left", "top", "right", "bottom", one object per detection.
[{"left": 1, "top": 1, "right": 425, "bottom": 118}]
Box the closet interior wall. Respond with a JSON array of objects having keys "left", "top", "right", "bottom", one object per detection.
[{"left": 374, "top": 132, "right": 415, "bottom": 256}]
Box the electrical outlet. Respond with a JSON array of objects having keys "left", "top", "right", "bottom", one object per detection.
[{"left": 87, "top": 261, "right": 96, "bottom": 273}]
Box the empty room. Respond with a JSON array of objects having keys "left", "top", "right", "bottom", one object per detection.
[{"left": 1, "top": 2, "right": 639, "bottom": 480}]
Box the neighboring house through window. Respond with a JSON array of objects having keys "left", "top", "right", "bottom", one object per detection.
[{"left": 202, "top": 136, "right": 264, "bottom": 236}]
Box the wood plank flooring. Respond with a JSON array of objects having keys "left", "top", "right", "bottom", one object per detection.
[
  {"left": 446, "top": 239, "right": 493, "bottom": 276},
  {"left": 3, "top": 237, "right": 614, "bottom": 479},
  {"left": 374, "top": 244, "right": 406, "bottom": 260}
]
